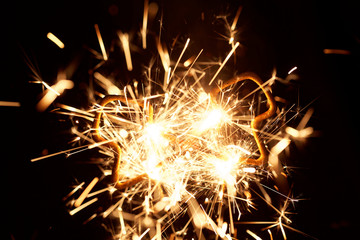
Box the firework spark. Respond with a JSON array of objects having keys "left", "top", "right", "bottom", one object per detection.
[
  {"left": 47, "top": 32, "right": 65, "bottom": 49},
  {"left": 30, "top": 2, "right": 315, "bottom": 239}
]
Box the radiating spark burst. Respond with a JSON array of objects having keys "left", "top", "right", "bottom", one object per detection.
[{"left": 30, "top": 2, "right": 316, "bottom": 239}]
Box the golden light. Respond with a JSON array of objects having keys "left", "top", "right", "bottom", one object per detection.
[
  {"left": 197, "top": 108, "right": 227, "bottom": 132},
  {"left": 47, "top": 32, "right": 65, "bottom": 49},
  {"left": 94, "top": 24, "right": 108, "bottom": 61},
  {"left": 118, "top": 31, "right": 133, "bottom": 71},
  {"left": 29, "top": 2, "right": 316, "bottom": 238}
]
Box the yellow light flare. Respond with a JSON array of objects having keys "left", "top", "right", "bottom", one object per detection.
[{"left": 47, "top": 32, "right": 65, "bottom": 49}]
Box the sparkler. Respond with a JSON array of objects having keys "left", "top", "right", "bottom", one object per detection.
[{"left": 29, "top": 1, "right": 315, "bottom": 239}]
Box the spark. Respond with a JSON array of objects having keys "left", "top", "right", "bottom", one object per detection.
[
  {"left": 31, "top": 145, "right": 88, "bottom": 162},
  {"left": 246, "top": 229, "right": 262, "bottom": 240},
  {"left": 103, "top": 197, "right": 124, "bottom": 218},
  {"left": 242, "top": 167, "right": 256, "bottom": 173},
  {"left": 0, "top": 101, "right": 21, "bottom": 107},
  {"left": 139, "top": 228, "right": 150, "bottom": 239},
  {"left": 74, "top": 177, "right": 99, "bottom": 207},
  {"left": 268, "top": 229, "right": 273, "bottom": 240},
  {"left": 287, "top": 66, "right": 297, "bottom": 74},
  {"left": 323, "top": 48, "right": 351, "bottom": 55},
  {"left": 36, "top": 79, "right": 74, "bottom": 112},
  {"left": 69, "top": 197, "right": 98, "bottom": 216},
  {"left": 86, "top": 186, "right": 112, "bottom": 198},
  {"left": 184, "top": 56, "right": 196, "bottom": 68},
  {"left": 94, "top": 24, "right": 108, "bottom": 61},
  {"left": 231, "top": 6, "right": 242, "bottom": 30},
  {"left": 285, "top": 126, "right": 313, "bottom": 138},
  {"left": 118, "top": 31, "right": 133, "bottom": 71},
  {"left": 157, "top": 39, "right": 170, "bottom": 72},
  {"left": 197, "top": 108, "right": 227, "bottom": 132},
  {"left": 62, "top": 182, "right": 85, "bottom": 201},
  {"left": 47, "top": 32, "right": 65, "bottom": 49},
  {"left": 209, "top": 41, "right": 240, "bottom": 85},
  {"left": 170, "top": 38, "right": 190, "bottom": 80},
  {"left": 141, "top": 0, "right": 149, "bottom": 49},
  {"left": 94, "top": 72, "right": 122, "bottom": 95}
]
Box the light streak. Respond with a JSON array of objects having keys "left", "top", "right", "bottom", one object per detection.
[
  {"left": 0, "top": 101, "right": 21, "bottom": 107},
  {"left": 157, "top": 39, "right": 170, "bottom": 72},
  {"left": 246, "top": 229, "right": 262, "bottom": 240},
  {"left": 86, "top": 186, "right": 113, "bottom": 198},
  {"left": 62, "top": 182, "right": 85, "bottom": 201},
  {"left": 268, "top": 229, "right": 273, "bottom": 240},
  {"left": 139, "top": 228, "right": 150, "bottom": 239},
  {"left": 170, "top": 38, "right": 190, "bottom": 80},
  {"left": 47, "top": 32, "right": 65, "bottom": 49},
  {"left": 231, "top": 6, "right": 243, "bottom": 31},
  {"left": 323, "top": 48, "right": 351, "bottom": 55},
  {"left": 94, "top": 24, "right": 108, "bottom": 61},
  {"left": 141, "top": 0, "right": 149, "bottom": 49},
  {"left": 74, "top": 177, "right": 99, "bottom": 207},
  {"left": 285, "top": 126, "right": 314, "bottom": 138},
  {"left": 69, "top": 197, "right": 98, "bottom": 216},
  {"left": 288, "top": 66, "right": 297, "bottom": 74},
  {"left": 118, "top": 31, "right": 133, "bottom": 71},
  {"left": 36, "top": 79, "right": 74, "bottom": 112},
  {"left": 94, "top": 72, "right": 122, "bottom": 95},
  {"left": 209, "top": 41, "right": 239, "bottom": 85},
  {"left": 31, "top": 145, "right": 88, "bottom": 162}
]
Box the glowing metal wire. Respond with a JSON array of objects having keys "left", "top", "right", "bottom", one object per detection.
[{"left": 211, "top": 72, "right": 277, "bottom": 166}]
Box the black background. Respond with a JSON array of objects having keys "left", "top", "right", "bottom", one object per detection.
[{"left": 4, "top": 0, "right": 359, "bottom": 239}]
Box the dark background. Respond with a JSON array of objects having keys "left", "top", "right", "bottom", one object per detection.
[{"left": 4, "top": 0, "right": 359, "bottom": 239}]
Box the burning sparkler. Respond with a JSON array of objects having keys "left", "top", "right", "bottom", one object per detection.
[{"left": 27, "top": 1, "right": 316, "bottom": 239}]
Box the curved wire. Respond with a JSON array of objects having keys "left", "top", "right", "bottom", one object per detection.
[
  {"left": 210, "top": 72, "right": 276, "bottom": 166},
  {"left": 93, "top": 73, "right": 276, "bottom": 189}
]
